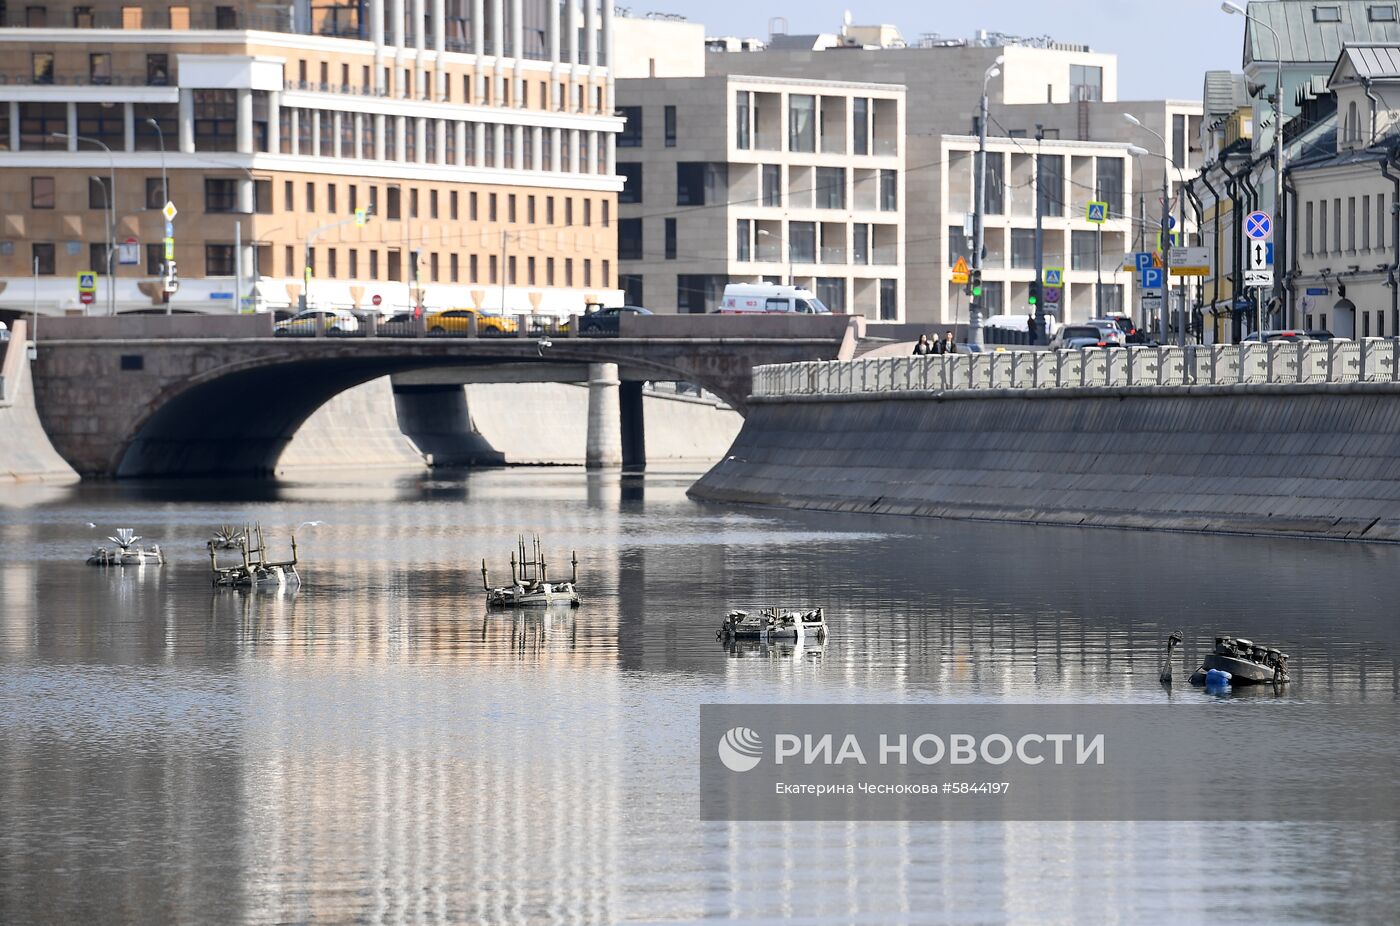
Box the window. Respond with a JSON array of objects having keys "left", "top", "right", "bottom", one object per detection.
[
  {"left": 665, "top": 218, "right": 677, "bottom": 259},
  {"left": 677, "top": 163, "right": 706, "bottom": 205},
  {"left": 879, "top": 170, "right": 898, "bottom": 212},
  {"left": 510, "top": 194, "right": 519, "bottom": 223},
  {"left": 1347, "top": 100, "right": 1361, "bottom": 143},
  {"left": 1306, "top": 201, "right": 1315, "bottom": 255},
  {"left": 816, "top": 168, "right": 846, "bottom": 209},
  {"left": 349, "top": 249, "right": 358, "bottom": 278},
  {"left": 88, "top": 176, "right": 112, "bottom": 210},
  {"left": 1320, "top": 199, "right": 1329, "bottom": 253},
  {"left": 879, "top": 279, "right": 898, "bottom": 321},
  {"left": 1070, "top": 65, "right": 1103, "bottom": 102},
  {"left": 619, "top": 106, "right": 642, "bottom": 147},
  {"left": 410, "top": 188, "right": 419, "bottom": 219},
  {"left": 762, "top": 164, "right": 782, "bottom": 207},
  {"left": 306, "top": 182, "right": 317, "bottom": 212},
  {"left": 620, "top": 274, "right": 643, "bottom": 306},
  {"left": 386, "top": 185, "right": 401, "bottom": 219},
  {"left": 816, "top": 278, "right": 846, "bottom": 312},
  {"left": 430, "top": 189, "right": 439, "bottom": 219},
  {"left": 371, "top": 250, "right": 380, "bottom": 278},
  {"left": 664, "top": 105, "right": 677, "bottom": 146},
  {"left": 89, "top": 53, "right": 112, "bottom": 85},
  {"left": 1372, "top": 4, "right": 1398, "bottom": 21},
  {"left": 1314, "top": 5, "right": 1342, "bottom": 22},
  {"left": 1011, "top": 229, "right": 1037, "bottom": 268},
  {"left": 387, "top": 248, "right": 401, "bottom": 281},
  {"left": 32, "top": 53, "right": 54, "bottom": 84},
  {"left": 193, "top": 90, "right": 237, "bottom": 151},
  {"left": 145, "top": 177, "right": 166, "bottom": 210},
  {"left": 138, "top": 54, "right": 170, "bottom": 87},
  {"left": 1349, "top": 197, "right": 1357, "bottom": 251},
  {"left": 789, "top": 95, "right": 816, "bottom": 152},
  {"left": 146, "top": 243, "right": 163, "bottom": 274},
  {"left": 789, "top": 222, "right": 816, "bottom": 263},
  {"left": 492, "top": 193, "right": 500, "bottom": 222},
  {"left": 327, "top": 183, "right": 338, "bottom": 214},
  {"left": 89, "top": 243, "right": 109, "bottom": 273},
  {"left": 33, "top": 243, "right": 55, "bottom": 275},
  {"left": 205, "top": 244, "right": 235, "bottom": 276},
  {"left": 429, "top": 252, "right": 438, "bottom": 282},
  {"left": 853, "top": 223, "right": 870, "bottom": 265},
  {"left": 979, "top": 281, "right": 1004, "bottom": 314},
  {"left": 736, "top": 219, "right": 752, "bottom": 262},
  {"left": 853, "top": 98, "right": 869, "bottom": 155},
  {"left": 948, "top": 226, "right": 971, "bottom": 264},
  {"left": 1380, "top": 194, "right": 1388, "bottom": 248},
  {"left": 581, "top": 198, "right": 589, "bottom": 226},
  {"left": 215, "top": 5, "right": 237, "bottom": 28},
  {"left": 614, "top": 162, "right": 642, "bottom": 205},
  {"left": 735, "top": 91, "right": 751, "bottom": 150},
  {"left": 450, "top": 191, "right": 459, "bottom": 220},
  {"left": 1038, "top": 155, "right": 1064, "bottom": 217},
  {"left": 602, "top": 201, "right": 609, "bottom": 228},
  {"left": 1335, "top": 197, "right": 1342, "bottom": 252},
  {"left": 1099, "top": 284, "right": 1124, "bottom": 314},
  {"left": 1096, "top": 158, "right": 1125, "bottom": 217},
  {"left": 26, "top": 7, "right": 48, "bottom": 26},
  {"left": 1071, "top": 230, "right": 1098, "bottom": 271},
  {"left": 31, "top": 176, "right": 55, "bottom": 209},
  {"left": 450, "top": 253, "right": 459, "bottom": 282}
]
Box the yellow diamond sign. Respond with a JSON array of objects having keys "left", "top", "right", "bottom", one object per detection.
[{"left": 162, "top": 201, "right": 178, "bottom": 222}]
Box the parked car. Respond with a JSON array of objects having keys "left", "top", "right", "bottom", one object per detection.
[
  {"left": 1306, "top": 329, "right": 1341, "bottom": 341},
  {"left": 1084, "top": 318, "right": 1127, "bottom": 344},
  {"left": 1241, "top": 329, "right": 1310, "bottom": 343},
  {"left": 425, "top": 308, "right": 517, "bottom": 336},
  {"left": 579, "top": 305, "right": 653, "bottom": 335},
  {"left": 273, "top": 309, "right": 360, "bottom": 336},
  {"left": 1104, "top": 314, "right": 1156, "bottom": 345},
  {"left": 717, "top": 283, "right": 830, "bottom": 314}
]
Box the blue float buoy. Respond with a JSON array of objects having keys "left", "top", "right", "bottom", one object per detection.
[{"left": 1205, "top": 668, "right": 1232, "bottom": 688}]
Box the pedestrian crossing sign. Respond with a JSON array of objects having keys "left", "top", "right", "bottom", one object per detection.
[
  {"left": 1043, "top": 267, "right": 1063, "bottom": 287},
  {"left": 1086, "top": 201, "right": 1108, "bottom": 224},
  {"left": 77, "top": 272, "right": 97, "bottom": 293}
]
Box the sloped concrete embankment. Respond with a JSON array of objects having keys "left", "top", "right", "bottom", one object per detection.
[
  {"left": 0, "top": 322, "right": 78, "bottom": 483},
  {"left": 688, "top": 385, "right": 1400, "bottom": 542}
]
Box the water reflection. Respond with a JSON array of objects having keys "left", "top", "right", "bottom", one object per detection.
[{"left": 1, "top": 468, "right": 1399, "bottom": 923}]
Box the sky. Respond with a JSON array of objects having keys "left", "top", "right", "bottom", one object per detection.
[{"left": 640, "top": 0, "right": 1245, "bottom": 100}]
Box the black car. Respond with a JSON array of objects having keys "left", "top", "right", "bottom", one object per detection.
[{"left": 579, "top": 305, "right": 652, "bottom": 335}]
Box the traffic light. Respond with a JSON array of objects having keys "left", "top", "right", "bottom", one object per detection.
[
  {"left": 1028, "top": 281, "right": 1040, "bottom": 307},
  {"left": 970, "top": 269, "right": 983, "bottom": 298}
]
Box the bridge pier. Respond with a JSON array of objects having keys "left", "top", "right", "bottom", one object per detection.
[
  {"left": 619, "top": 380, "right": 646, "bottom": 472},
  {"left": 586, "top": 363, "right": 622, "bottom": 469},
  {"left": 391, "top": 382, "right": 506, "bottom": 467}
]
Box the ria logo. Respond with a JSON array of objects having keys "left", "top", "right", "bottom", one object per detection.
[{"left": 718, "top": 726, "right": 763, "bottom": 772}]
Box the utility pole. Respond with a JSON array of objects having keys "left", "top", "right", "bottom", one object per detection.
[
  {"left": 1034, "top": 124, "right": 1045, "bottom": 341},
  {"left": 971, "top": 56, "right": 1003, "bottom": 350}
]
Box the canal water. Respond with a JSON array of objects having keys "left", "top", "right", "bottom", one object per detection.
[{"left": 2, "top": 468, "right": 1398, "bottom": 924}]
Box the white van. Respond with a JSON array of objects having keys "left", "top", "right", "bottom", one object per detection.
[{"left": 718, "top": 283, "right": 831, "bottom": 315}]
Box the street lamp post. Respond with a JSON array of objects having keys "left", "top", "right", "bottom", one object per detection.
[
  {"left": 1123, "top": 115, "right": 1183, "bottom": 345},
  {"left": 970, "top": 56, "right": 1004, "bottom": 351},
  {"left": 145, "top": 118, "right": 174, "bottom": 314},
  {"left": 1223, "top": 1, "right": 1287, "bottom": 329},
  {"left": 53, "top": 132, "right": 116, "bottom": 316},
  {"left": 756, "top": 228, "right": 792, "bottom": 285}
]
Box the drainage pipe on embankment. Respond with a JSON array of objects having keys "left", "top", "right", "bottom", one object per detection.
[{"left": 689, "top": 350, "right": 1400, "bottom": 544}]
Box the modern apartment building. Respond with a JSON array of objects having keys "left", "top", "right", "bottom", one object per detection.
[
  {"left": 930, "top": 134, "right": 1136, "bottom": 326},
  {"left": 615, "top": 74, "right": 904, "bottom": 317},
  {"left": 0, "top": 1, "right": 623, "bottom": 316}
]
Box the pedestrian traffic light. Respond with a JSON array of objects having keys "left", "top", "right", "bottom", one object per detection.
[
  {"left": 970, "top": 270, "right": 983, "bottom": 298},
  {"left": 1028, "top": 281, "right": 1040, "bottom": 307}
]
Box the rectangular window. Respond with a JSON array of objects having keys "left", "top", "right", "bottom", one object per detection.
[
  {"left": 509, "top": 193, "right": 518, "bottom": 223},
  {"left": 582, "top": 199, "right": 590, "bottom": 226},
  {"left": 1320, "top": 200, "right": 1329, "bottom": 253},
  {"left": 879, "top": 279, "right": 898, "bottom": 321},
  {"left": 545, "top": 257, "right": 553, "bottom": 286},
  {"left": 387, "top": 186, "right": 401, "bottom": 220},
  {"left": 789, "top": 221, "right": 816, "bottom": 263},
  {"left": 430, "top": 189, "right": 439, "bottom": 219},
  {"left": 1172, "top": 114, "right": 1186, "bottom": 168},
  {"left": 327, "top": 183, "right": 338, "bottom": 214},
  {"left": 665, "top": 218, "right": 677, "bottom": 259},
  {"left": 254, "top": 179, "right": 272, "bottom": 214},
  {"left": 1011, "top": 229, "right": 1037, "bottom": 268},
  {"left": 326, "top": 248, "right": 338, "bottom": 278},
  {"left": 602, "top": 201, "right": 609, "bottom": 228},
  {"left": 565, "top": 258, "right": 574, "bottom": 286},
  {"left": 582, "top": 259, "right": 590, "bottom": 287},
  {"left": 619, "top": 218, "right": 644, "bottom": 260},
  {"left": 1070, "top": 64, "right": 1103, "bottom": 102},
  {"left": 1307, "top": 201, "right": 1315, "bottom": 255},
  {"left": 32, "top": 53, "right": 54, "bottom": 85},
  {"left": 1371, "top": 5, "right": 1397, "bottom": 21},
  {"left": 285, "top": 245, "right": 295, "bottom": 276},
  {"left": 89, "top": 53, "right": 112, "bottom": 85},
  {"left": 410, "top": 188, "right": 419, "bottom": 219},
  {"left": 205, "top": 244, "right": 235, "bottom": 276},
  {"left": 879, "top": 169, "right": 898, "bottom": 212},
  {"left": 676, "top": 162, "right": 727, "bottom": 206},
  {"left": 816, "top": 167, "right": 845, "bottom": 209},
  {"left": 370, "top": 249, "right": 380, "bottom": 279},
  {"left": 388, "top": 248, "right": 401, "bottom": 281},
  {"left": 450, "top": 191, "right": 459, "bottom": 220},
  {"left": 528, "top": 196, "right": 537, "bottom": 224},
  {"left": 430, "top": 251, "right": 440, "bottom": 282},
  {"left": 853, "top": 98, "right": 869, "bottom": 155},
  {"left": 89, "top": 243, "right": 108, "bottom": 274},
  {"left": 306, "top": 182, "right": 317, "bottom": 213},
  {"left": 146, "top": 243, "right": 163, "bottom": 274},
  {"left": 1335, "top": 197, "right": 1342, "bottom": 253},
  {"left": 146, "top": 54, "right": 170, "bottom": 86},
  {"left": 736, "top": 219, "right": 752, "bottom": 262},
  {"left": 1071, "top": 230, "right": 1098, "bottom": 271},
  {"left": 1095, "top": 158, "right": 1125, "bottom": 218},
  {"left": 450, "top": 253, "right": 459, "bottom": 282},
  {"left": 193, "top": 90, "right": 237, "bottom": 152},
  {"left": 619, "top": 106, "right": 642, "bottom": 147},
  {"left": 762, "top": 164, "right": 782, "bottom": 207},
  {"left": 789, "top": 95, "right": 816, "bottom": 152},
  {"left": 1038, "top": 155, "right": 1064, "bottom": 217},
  {"left": 33, "top": 242, "right": 56, "bottom": 275},
  {"left": 948, "top": 226, "right": 971, "bottom": 264},
  {"left": 735, "top": 91, "right": 751, "bottom": 150},
  {"left": 145, "top": 178, "right": 166, "bottom": 210},
  {"left": 1349, "top": 197, "right": 1357, "bottom": 251},
  {"left": 664, "top": 105, "right": 677, "bottom": 146},
  {"left": 1381, "top": 194, "right": 1389, "bottom": 249},
  {"left": 88, "top": 176, "right": 112, "bottom": 210},
  {"left": 31, "top": 176, "right": 55, "bottom": 209},
  {"left": 349, "top": 249, "right": 358, "bottom": 279},
  {"left": 853, "top": 223, "right": 870, "bottom": 265},
  {"left": 469, "top": 191, "right": 479, "bottom": 221},
  {"left": 491, "top": 193, "right": 500, "bottom": 222},
  {"left": 1315, "top": 5, "right": 1342, "bottom": 22},
  {"left": 73, "top": 6, "right": 96, "bottom": 27}
]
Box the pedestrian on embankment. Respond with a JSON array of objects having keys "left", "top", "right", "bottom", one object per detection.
[
  {"left": 942, "top": 331, "right": 958, "bottom": 354},
  {"left": 913, "top": 334, "right": 934, "bottom": 355}
]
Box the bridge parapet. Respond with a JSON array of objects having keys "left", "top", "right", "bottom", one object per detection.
[{"left": 753, "top": 341, "right": 1400, "bottom": 399}]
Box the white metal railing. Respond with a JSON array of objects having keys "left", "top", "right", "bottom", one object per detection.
[{"left": 751, "top": 341, "right": 1400, "bottom": 398}]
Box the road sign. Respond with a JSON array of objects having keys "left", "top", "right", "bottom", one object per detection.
[
  {"left": 164, "top": 221, "right": 175, "bottom": 238},
  {"left": 1141, "top": 292, "right": 1162, "bottom": 314},
  {"left": 1043, "top": 267, "right": 1063, "bottom": 287},
  {"left": 1086, "top": 201, "right": 1108, "bottom": 224},
  {"left": 162, "top": 201, "right": 178, "bottom": 222},
  {"left": 1134, "top": 252, "right": 1155, "bottom": 272},
  {"left": 1156, "top": 231, "right": 1183, "bottom": 251},
  {"left": 372, "top": 294, "right": 383, "bottom": 306},
  {"left": 1247, "top": 239, "right": 1272, "bottom": 270},
  {"left": 118, "top": 237, "right": 139, "bottom": 265},
  {"left": 1139, "top": 267, "right": 1164, "bottom": 290},
  {"left": 79, "top": 292, "right": 95, "bottom": 305},
  {"left": 1245, "top": 269, "right": 1272, "bottom": 288},
  {"left": 1168, "top": 246, "right": 1210, "bottom": 276},
  {"left": 163, "top": 237, "right": 175, "bottom": 260},
  {"left": 1245, "top": 211, "right": 1272, "bottom": 240},
  {"left": 77, "top": 271, "right": 97, "bottom": 294},
  {"left": 1044, "top": 286, "right": 1061, "bottom": 305},
  {"left": 1167, "top": 214, "right": 1177, "bottom": 230},
  {"left": 950, "top": 255, "right": 970, "bottom": 285},
  {"left": 354, "top": 207, "right": 368, "bottom": 227}
]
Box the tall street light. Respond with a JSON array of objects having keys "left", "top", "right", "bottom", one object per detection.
[
  {"left": 53, "top": 132, "right": 116, "bottom": 316},
  {"left": 970, "top": 55, "right": 1005, "bottom": 351},
  {"left": 1123, "top": 114, "right": 1181, "bottom": 345},
  {"left": 757, "top": 228, "right": 792, "bottom": 286},
  {"left": 1223, "top": 0, "right": 1286, "bottom": 329},
  {"left": 144, "top": 118, "right": 175, "bottom": 314}
]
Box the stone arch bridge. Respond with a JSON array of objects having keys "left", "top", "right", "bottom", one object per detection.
[{"left": 30, "top": 314, "right": 854, "bottom": 478}]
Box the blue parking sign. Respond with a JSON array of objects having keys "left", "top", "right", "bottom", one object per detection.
[
  {"left": 1134, "top": 252, "right": 1154, "bottom": 272},
  {"left": 1140, "top": 267, "right": 1164, "bottom": 290}
]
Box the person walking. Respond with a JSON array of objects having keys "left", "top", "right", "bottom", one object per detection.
[
  {"left": 912, "top": 334, "right": 934, "bottom": 355},
  {"left": 1027, "top": 313, "right": 1038, "bottom": 346},
  {"left": 941, "top": 331, "right": 958, "bottom": 354}
]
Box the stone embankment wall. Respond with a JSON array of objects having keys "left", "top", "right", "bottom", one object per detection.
[
  {"left": 0, "top": 321, "right": 78, "bottom": 482},
  {"left": 690, "top": 349, "right": 1400, "bottom": 543}
]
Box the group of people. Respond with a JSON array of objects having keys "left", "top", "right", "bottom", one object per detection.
[{"left": 912, "top": 332, "right": 958, "bottom": 355}]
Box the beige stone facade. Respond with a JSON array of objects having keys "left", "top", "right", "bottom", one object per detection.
[{"left": 0, "top": 1, "right": 623, "bottom": 316}]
